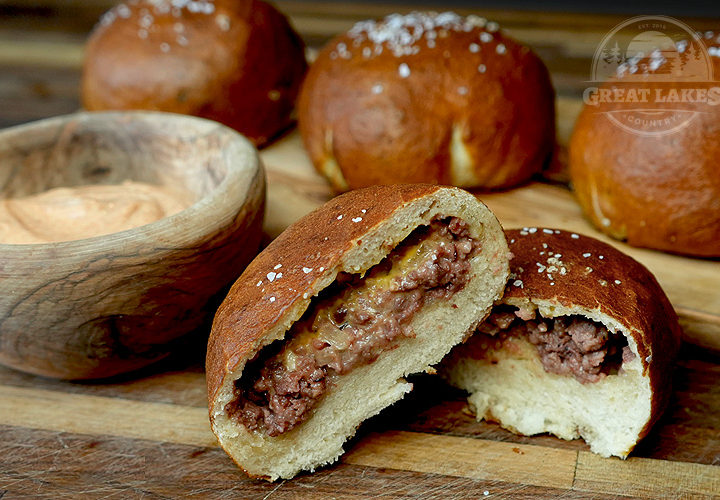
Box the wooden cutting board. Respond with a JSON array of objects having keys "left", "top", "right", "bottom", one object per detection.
[
  {"left": 1, "top": 129, "right": 717, "bottom": 500},
  {"left": 0, "top": 2, "right": 718, "bottom": 498}
]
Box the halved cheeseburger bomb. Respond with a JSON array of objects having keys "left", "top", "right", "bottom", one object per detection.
[
  {"left": 442, "top": 228, "right": 682, "bottom": 458},
  {"left": 298, "top": 11, "right": 555, "bottom": 191},
  {"left": 206, "top": 185, "right": 510, "bottom": 480}
]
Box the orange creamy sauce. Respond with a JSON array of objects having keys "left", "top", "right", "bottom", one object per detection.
[{"left": 0, "top": 181, "right": 191, "bottom": 244}]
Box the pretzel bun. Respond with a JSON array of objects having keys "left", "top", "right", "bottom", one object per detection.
[
  {"left": 297, "top": 12, "right": 555, "bottom": 191},
  {"left": 442, "top": 228, "right": 682, "bottom": 458},
  {"left": 82, "top": 0, "right": 307, "bottom": 147},
  {"left": 569, "top": 36, "right": 720, "bottom": 256},
  {"left": 206, "top": 184, "right": 510, "bottom": 480}
]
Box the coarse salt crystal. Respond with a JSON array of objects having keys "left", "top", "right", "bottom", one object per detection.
[
  {"left": 274, "top": 264, "right": 282, "bottom": 269},
  {"left": 458, "top": 86, "right": 469, "bottom": 95},
  {"left": 398, "top": 63, "right": 411, "bottom": 78},
  {"left": 582, "top": 253, "right": 591, "bottom": 258},
  {"left": 352, "top": 217, "right": 363, "bottom": 222},
  {"left": 543, "top": 229, "right": 553, "bottom": 234},
  {"left": 496, "top": 43, "right": 506, "bottom": 54},
  {"left": 337, "top": 215, "right": 343, "bottom": 220},
  {"left": 480, "top": 32, "right": 493, "bottom": 43},
  {"left": 269, "top": 296, "right": 276, "bottom": 302},
  {"left": 267, "top": 272, "right": 277, "bottom": 282},
  {"left": 599, "top": 255, "right": 604, "bottom": 259},
  {"left": 513, "top": 279, "right": 523, "bottom": 288},
  {"left": 571, "top": 233, "right": 579, "bottom": 239},
  {"left": 478, "top": 64, "right": 486, "bottom": 73},
  {"left": 614, "top": 279, "right": 621, "bottom": 284},
  {"left": 302, "top": 267, "right": 313, "bottom": 274},
  {"left": 469, "top": 43, "right": 480, "bottom": 53},
  {"left": 256, "top": 280, "right": 262, "bottom": 286}
]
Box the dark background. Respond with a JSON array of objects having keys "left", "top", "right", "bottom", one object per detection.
[{"left": 346, "top": 0, "right": 720, "bottom": 17}]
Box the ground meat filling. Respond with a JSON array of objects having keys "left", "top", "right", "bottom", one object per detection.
[
  {"left": 477, "top": 305, "right": 634, "bottom": 384},
  {"left": 226, "top": 217, "right": 480, "bottom": 436}
]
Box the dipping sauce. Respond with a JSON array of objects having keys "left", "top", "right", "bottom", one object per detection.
[{"left": 0, "top": 181, "right": 191, "bottom": 244}]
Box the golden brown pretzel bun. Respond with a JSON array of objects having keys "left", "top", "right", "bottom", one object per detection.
[
  {"left": 443, "top": 228, "right": 682, "bottom": 458},
  {"left": 569, "top": 36, "right": 720, "bottom": 257},
  {"left": 297, "top": 11, "right": 555, "bottom": 191},
  {"left": 206, "top": 184, "right": 510, "bottom": 480},
  {"left": 82, "top": 0, "right": 307, "bottom": 147}
]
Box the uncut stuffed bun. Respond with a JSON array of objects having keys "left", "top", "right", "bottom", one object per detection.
[
  {"left": 442, "top": 228, "right": 682, "bottom": 458},
  {"left": 82, "top": 0, "right": 307, "bottom": 147},
  {"left": 298, "top": 11, "right": 555, "bottom": 191},
  {"left": 206, "top": 184, "right": 510, "bottom": 480}
]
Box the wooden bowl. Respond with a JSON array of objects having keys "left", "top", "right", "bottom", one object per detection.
[{"left": 0, "top": 111, "right": 265, "bottom": 379}]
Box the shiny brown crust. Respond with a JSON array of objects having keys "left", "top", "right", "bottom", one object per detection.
[
  {"left": 206, "top": 184, "right": 448, "bottom": 404},
  {"left": 82, "top": 0, "right": 307, "bottom": 147},
  {"left": 297, "top": 13, "right": 555, "bottom": 191},
  {"left": 503, "top": 228, "right": 682, "bottom": 440},
  {"left": 568, "top": 38, "right": 720, "bottom": 257}
]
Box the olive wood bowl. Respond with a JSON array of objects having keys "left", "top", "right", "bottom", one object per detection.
[{"left": 0, "top": 111, "right": 265, "bottom": 379}]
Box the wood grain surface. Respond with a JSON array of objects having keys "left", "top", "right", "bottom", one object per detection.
[{"left": 0, "top": 1, "right": 718, "bottom": 498}]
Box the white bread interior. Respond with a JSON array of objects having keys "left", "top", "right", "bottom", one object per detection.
[
  {"left": 442, "top": 297, "right": 651, "bottom": 458},
  {"left": 210, "top": 187, "right": 510, "bottom": 480}
]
